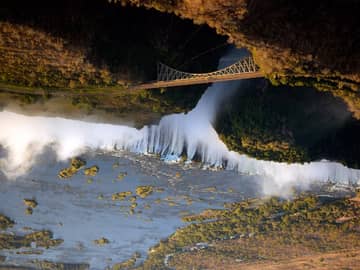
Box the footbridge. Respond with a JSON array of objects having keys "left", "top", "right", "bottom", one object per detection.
[{"left": 129, "top": 56, "right": 263, "bottom": 90}]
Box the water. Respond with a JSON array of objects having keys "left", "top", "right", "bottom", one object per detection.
[
  {"left": 0, "top": 49, "right": 359, "bottom": 188},
  {"left": 0, "top": 152, "right": 263, "bottom": 269},
  {"left": 0, "top": 48, "right": 359, "bottom": 269}
]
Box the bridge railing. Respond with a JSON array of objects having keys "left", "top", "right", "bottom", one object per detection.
[{"left": 157, "top": 56, "right": 259, "bottom": 82}]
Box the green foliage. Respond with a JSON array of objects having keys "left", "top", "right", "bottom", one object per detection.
[
  {"left": 217, "top": 82, "right": 360, "bottom": 167},
  {"left": 136, "top": 194, "right": 360, "bottom": 269},
  {"left": 218, "top": 83, "right": 308, "bottom": 163},
  {"left": 58, "top": 157, "right": 86, "bottom": 179}
]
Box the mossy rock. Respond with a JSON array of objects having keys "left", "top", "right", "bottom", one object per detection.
[
  {"left": 117, "top": 172, "right": 128, "bottom": 180},
  {"left": 0, "top": 214, "right": 14, "bottom": 230},
  {"left": 0, "top": 230, "right": 63, "bottom": 250},
  {"left": 32, "top": 260, "right": 89, "bottom": 270},
  {"left": 112, "top": 191, "right": 132, "bottom": 201},
  {"left": 23, "top": 198, "right": 38, "bottom": 208},
  {"left": 93, "top": 237, "right": 110, "bottom": 246},
  {"left": 84, "top": 165, "right": 99, "bottom": 177},
  {"left": 136, "top": 186, "right": 154, "bottom": 199},
  {"left": 58, "top": 167, "right": 78, "bottom": 179},
  {"left": 70, "top": 158, "right": 86, "bottom": 170},
  {"left": 58, "top": 157, "right": 87, "bottom": 179},
  {"left": 136, "top": 194, "right": 360, "bottom": 269},
  {"left": 25, "top": 207, "right": 33, "bottom": 215},
  {"left": 112, "top": 252, "right": 140, "bottom": 270}
]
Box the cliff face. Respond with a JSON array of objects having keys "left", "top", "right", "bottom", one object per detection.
[
  {"left": 122, "top": 0, "right": 360, "bottom": 118},
  {"left": 216, "top": 80, "right": 360, "bottom": 168},
  {"left": 0, "top": 0, "right": 227, "bottom": 122}
]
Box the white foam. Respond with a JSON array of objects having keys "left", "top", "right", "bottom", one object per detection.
[{"left": 0, "top": 48, "right": 359, "bottom": 190}]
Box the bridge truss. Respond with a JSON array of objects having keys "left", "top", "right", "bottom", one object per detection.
[{"left": 157, "top": 56, "right": 259, "bottom": 82}]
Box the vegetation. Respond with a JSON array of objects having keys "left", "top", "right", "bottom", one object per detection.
[
  {"left": 135, "top": 193, "right": 360, "bottom": 269},
  {"left": 93, "top": 237, "right": 110, "bottom": 246},
  {"left": 117, "top": 172, "right": 128, "bottom": 180},
  {"left": 0, "top": 230, "right": 63, "bottom": 249},
  {"left": 112, "top": 191, "right": 133, "bottom": 201},
  {"left": 84, "top": 165, "right": 99, "bottom": 177},
  {"left": 25, "top": 207, "right": 33, "bottom": 215},
  {"left": 0, "top": 213, "right": 14, "bottom": 230},
  {"left": 23, "top": 198, "right": 38, "bottom": 208},
  {"left": 122, "top": 0, "right": 360, "bottom": 119},
  {"left": 32, "top": 260, "right": 89, "bottom": 270},
  {"left": 0, "top": 1, "right": 226, "bottom": 118},
  {"left": 58, "top": 157, "right": 86, "bottom": 179},
  {"left": 217, "top": 81, "right": 360, "bottom": 167},
  {"left": 136, "top": 186, "right": 154, "bottom": 198},
  {"left": 111, "top": 252, "right": 141, "bottom": 270}
]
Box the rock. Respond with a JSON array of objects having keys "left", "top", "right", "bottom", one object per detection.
[
  {"left": 0, "top": 214, "right": 14, "bottom": 230},
  {"left": 23, "top": 198, "right": 38, "bottom": 208},
  {"left": 93, "top": 237, "right": 110, "bottom": 246},
  {"left": 130, "top": 203, "right": 138, "bottom": 209},
  {"left": 136, "top": 186, "right": 153, "bottom": 198},
  {"left": 168, "top": 201, "right": 177, "bottom": 207},
  {"left": 71, "top": 157, "right": 86, "bottom": 170},
  {"left": 58, "top": 167, "right": 77, "bottom": 179},
  {"left": 84, "top": 165, "right": 99, "bottom": 177},
  {"left": 86, "top": 178, "right": 94, "bottom": 184},
  {"left": 32, "top": 260, "right": 89, "bottom": 270},
  {"left": 117, "top": 172, "right": 127, "bottom": 180},
  {"left": 58, "top": 157, "right": 86, "bottom": 179},
  {"left": 112, "top": 162, "right": 119, "bottom": 169},
  {"left": 111, "top": 252, "right": 139, "bottom": 270},
  {"left": 112, "top": 191, "right": 132, "bottom": 201},
  {"left": 0, "top": 230, "right": 63, "bottom": 250},
  {"left": 25, "top": 207, "right": 33, "bottom": 215}
]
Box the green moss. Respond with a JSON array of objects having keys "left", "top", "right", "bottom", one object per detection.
[
  {"left": 84, "top": 165, "right": 99, "bottom": 177},
  {"left": 58, "top": 157, "right": 86, "bottom": 179},
  {"left": 93, "top": 237, "right": 110, "bottom": 246},
  {"left": 32, "top": 260, "right": 89, "bottom": 270},
  {"left": 70, "top": 158, "right": 86, "bottom": 170},
  {"left": 23, "top": 198, "right": 38, "bottom": 208},
  {"left": 25, "top": 207, "right": 33, "bottom": 215},
  {"left": 117, "top": 172, "right": 128, "bottom": 180},
  {"left": 0, "top": 230, "right": 63, "bottom": 250},
  {"left": 217, "top": 82, "right": 360, "bottom": 167},
  {"left": 112, "top": 191, "right": 133, "bottom": 201},
  {"left": 136, "top": 186, "right": 154, "bottom": 198},
  {"left": 112, "top": 252, "right": 141, "bottom": 270},
  {"left": 135, "top": 194, "right": 360, "bottom": 269},
  {"left": 0, "top": 214, "right": 14, "bottom": 230}
]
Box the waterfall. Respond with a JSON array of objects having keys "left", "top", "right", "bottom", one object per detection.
[{"left": 0, "top": 48, "right": 359, "bottom": 188}]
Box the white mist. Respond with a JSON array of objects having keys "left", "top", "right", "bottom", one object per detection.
[{"left": 0, "top": 48, "right": 359, "bottom": 190}]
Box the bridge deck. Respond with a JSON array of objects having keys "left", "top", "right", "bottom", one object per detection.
[{"left": 129, "top": 71, "right": 264, "bottom": 90}]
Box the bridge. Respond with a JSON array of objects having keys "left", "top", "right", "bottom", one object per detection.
[{"left": 129, "top": 56, "right": 263, "bottom": 90}]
